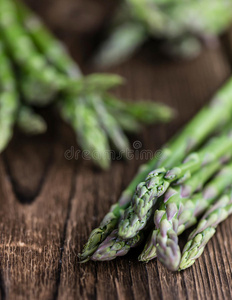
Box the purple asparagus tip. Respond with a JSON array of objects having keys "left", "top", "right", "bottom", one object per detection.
[
  {"left": 164, "top": 188, "right": 177, "bottom": 203},
  {"left": 180, "top": 184, "right": 192, "bottom": 198}
]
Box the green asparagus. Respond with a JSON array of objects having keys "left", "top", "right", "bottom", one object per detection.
[
  {"left": 0, "top": 0, "right": 67, "bottom": 105},
  {"left": 91, "top": 230, "right": 142, "bottom": 261},
  {"left": 80, "top": 78, "right": 232, "bottom": 262},
  {"left": 14, "top": 0, "right": 82, "bottom": 78},
  {"left": 118, "top": 130, "right": 232, "bottom": 240},
  {"left": 155, "top": 163, "right": 232, "bottom": 271},
  {"left": 90, "top": 94, "right": 130, "bottom": 154},
  {"left": 94, "top": 0, "right": 232, "bottom": 67},
  {"left": 179, "top": 192, "right": 232, "bottom": 271},
  {"left": 91, "top": 140, "right": 232, "bottom": 262},
  {"left": 60, "top": 92, "right": 111, "bottom": 169},
  {"left": 104, "top": 94, "right": 175, "bottom": 125},
  {"left": 0, "top": 41, "right": 18, "bottom": 152},
  {"left": 17, "top": 105, "right": 47, "bottom": 135},
  {"left": 140, "top": 164, "right": 232, "bottom": 270},
  {"left": 93, "top": 22, "right": 147, "bottom": 68},
  {"left": 139, "top": 159, "right": 227, "bottom": 263},
  {"left": 14, "top": 0, "right": 176, "bottom": 162}
]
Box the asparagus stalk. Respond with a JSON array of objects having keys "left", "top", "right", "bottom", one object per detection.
[
  {"left": 0, "top": 0, "right": 69, "bottom": 105},
  {"left": 91, "top": 94, "right": 130, "bottom": 154},
  {"left": 15, "top": 0, "right": 170, "bottom": 159},
  {"left": 104, "top": 94, "right": 175, "bottom": 125},
  {"left": 95, "top": 0, "right": 232, "bottom": 67},
  {"left": 93, "top": 22, "right": 147, "bottom": 68},
  {"left": 179, "top": 192, "right": 232, "bottom": 271},
  {"left": 127, "top": 0, "right": 168, "bottom": 34},
  {"left": 108, "top": 111, "right": 141, "bottom": 133},
  {"left": 139, "top": 164, "right": 232, "bottom": 270},
  {"left": 17, "top": 105, "right": 47, "bottom": 135},
  {"left": 0, "top": 41, "right": 18, "bottom": 152},
  {"left": 139, "top": 158, "right": 228, "bottom": 263},
  {"left": 118, "top": 130, "right": 232, "bottom": 240},
  {"left": 91, "top": 230, "right": 142, "bottom": 261},
  {"left": 14, "top": 0, "right": 131, "bottom": 165},
  {"left": 98, "top": 157, "right": 228, "bottom": 263},
  {"left": 14, "top": 1, "right": 128, "bottom": 94},
  {"left": 14, "top": 0, "right": 82, "bottom": 78},
  {"left": 60, "top": 92, "right": 111, "bottom": 170},
  {"left": 80, "top": 79, "right": 232, "bottom": 262},
  {"left": 156, "top": 164, "right": 232, "bottom": 271}
]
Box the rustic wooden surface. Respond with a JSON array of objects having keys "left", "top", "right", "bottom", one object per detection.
[{"left": 1, "top": 1, "right": 232, "bottom": 299}]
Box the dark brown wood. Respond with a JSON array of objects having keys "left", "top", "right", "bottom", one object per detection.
[{"left": 1, "top": 1, "right": 232, "bottom": 299}]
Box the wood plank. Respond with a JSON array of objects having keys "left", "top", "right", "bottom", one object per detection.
[
  {"left": 0, "top": 129, "right": 76, "bottom": 299},
  {"left": 57, "top": 46, "right": 232, "bottom": 300}
]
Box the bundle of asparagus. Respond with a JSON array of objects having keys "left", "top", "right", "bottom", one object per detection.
[
  {"left": 81, "top": 78, "right": 232, "bottom": 271},
  {"left": 94, "top": 0, "right": 232, "bottom": 67},
  {"left": 0, "top": 0, "right": 174, "bottom": 169}
]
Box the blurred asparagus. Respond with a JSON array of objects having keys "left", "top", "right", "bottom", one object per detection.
[
  {"left": 104, "top": 95, "right": 175, "bottom": 125},
  {"left": 179, "top": 192, "right": 232, "bottom": 271},
  {"left": 80, "top": 78, "right": 232, "bottom": 262},
  {"left": 14, "top": 0, "right": 82, "bottom": 78},
  {"left": 94, "top": 0, "right": 232, "bottom": 67},
  {"left": 0, "top": 0, "right": 174, "bottom": 168},
  {"left": 0, "top": 0, "right": 66, "bottom": 105},
  {"left": 16, "top": 105, "right": 47, "bottom": 135},
  {"left": 91, "top": 94, "right": 130, "bottom": 154},
  {"left": 60, "top": 92, "right": 111, "bottom": 169},
  {"left": 16, "top": 0, "right": 131, "bottom": 166},
  {"left": 0, "top": 41, "right": 18, "bottom": 152}
]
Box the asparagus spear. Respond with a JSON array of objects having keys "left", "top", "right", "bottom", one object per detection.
[
  {"left": 139, "top": 164, "right": 232, "bottom": 270},
  {"left": 91, "top": 94, "right": 130, "bottom": 154},
  {"left": 60, "top": 92, "right": 111, "bottom": 170},
  {"left": 17, "top": 105, "right": 47, "bottom": 135},
  {"left": 96, "top": 158, "right": 228, "bottom": 263},
  {"left": 118, "top": 130, "right": 232, "bottom": 240},
  {"left": 80, "top": 78, "right": 232, "bottom": 262},
  {"left": 104, "top": 94, "right": 175, "bottom": 125},
  {"left": 15, "top": 0, "right": 170, "bottom": 158},
  {"left": 93, "top": 22, "right": 147, "bottom": 68},
  {"left": 137, "top": 158, "right": 227, "bottom": 263},
  {"left": 156, "top": 165, "right": 232, "bottom": 271},
  {"left": 14, "top": 0, "right": 82, "bottom": 78},
  {"left": 95, "top": 0, "right": 232, "bottom": 67},
  {"left": 91, "top": 230, "right": 142, "bottom": 261},
  {"left": 179, "top": 192, "right": 232, "bottom": 271},
  {"left": 14, "top": 1, "right": 128, "bottom": 94},
  {"left": 0, "top": 0, "right": 67, "bottom": 105},
  {"left": 108, "top": 111, "right": 141, "bottom": 133},
  {"left": 14, "top": 0, "right": 132, "bottom": 165},
  {"left": 0, "top": 41, "right": 18, "bottom": 152}
]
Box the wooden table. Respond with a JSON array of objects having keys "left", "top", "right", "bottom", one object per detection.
[{"left": 1, "top": 1, "right": 232, "bottom": 299}]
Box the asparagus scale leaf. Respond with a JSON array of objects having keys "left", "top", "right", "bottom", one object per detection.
[{"left": 0, "top": 41, "right": 18, "bottom": 152}]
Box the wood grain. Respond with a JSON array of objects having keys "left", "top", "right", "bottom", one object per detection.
[{"left": 0, "top": 1, "right": 232, "bottom": 299}]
